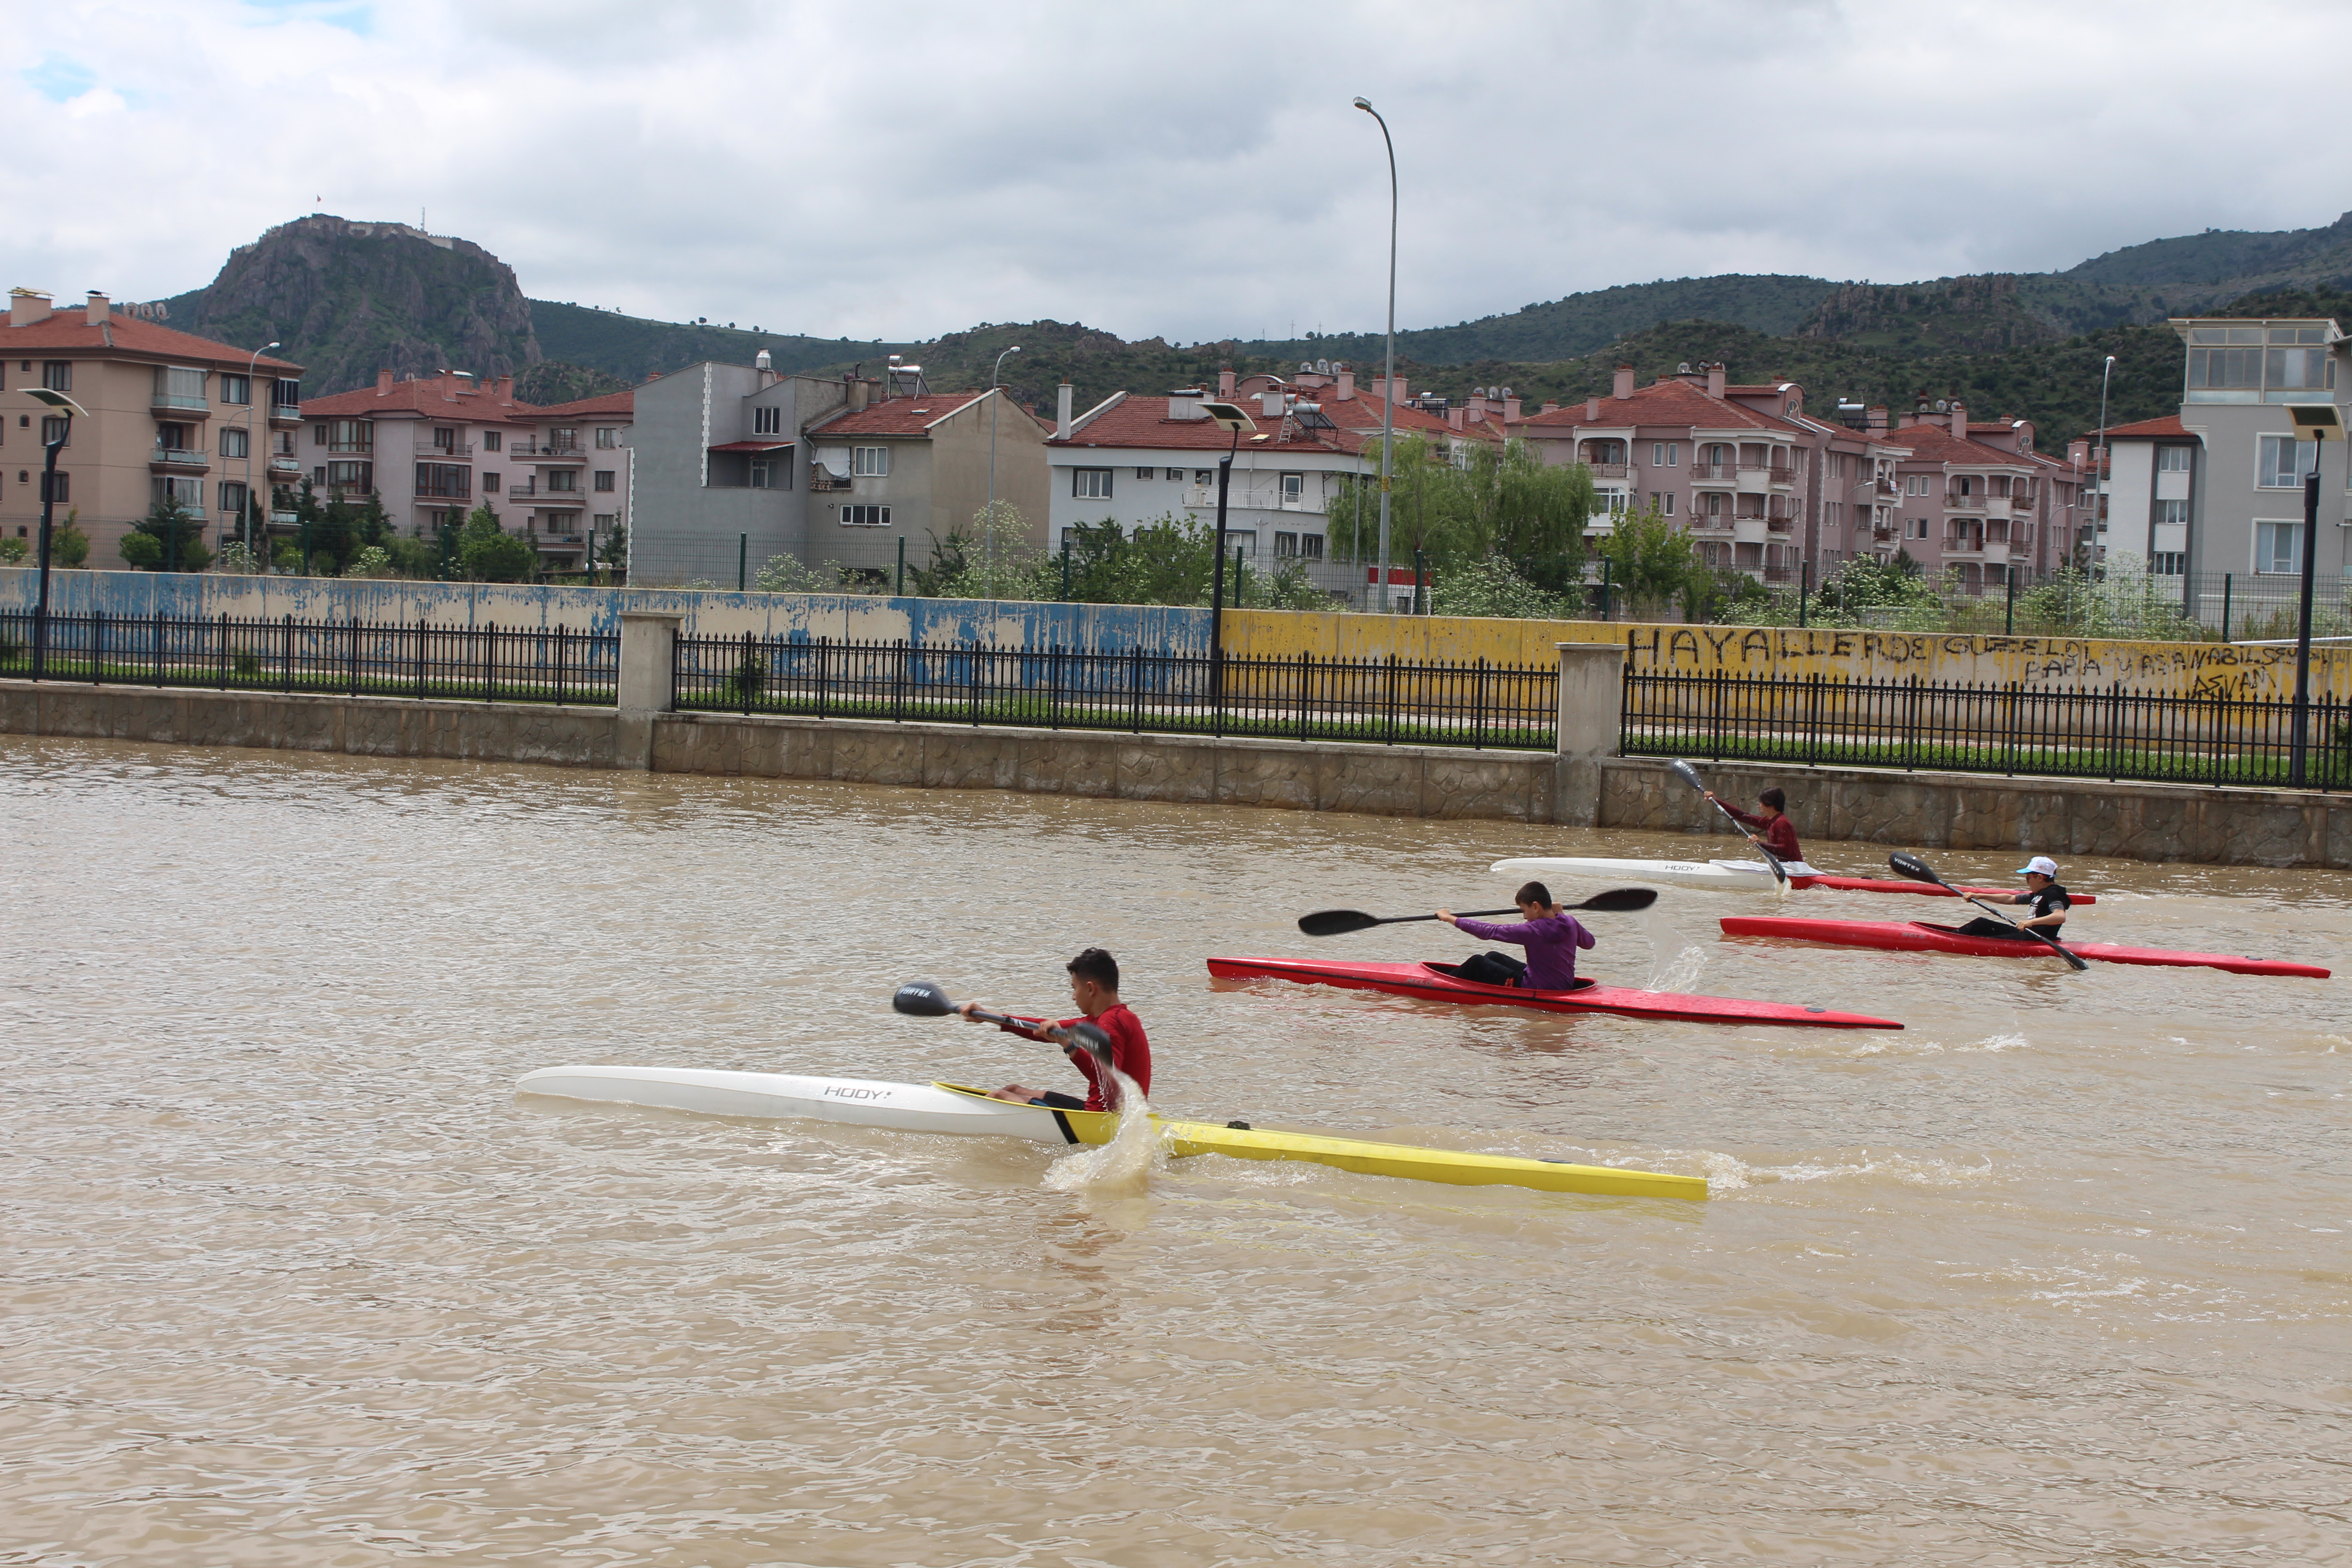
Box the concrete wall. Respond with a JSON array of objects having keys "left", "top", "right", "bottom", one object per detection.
[
  {"left": 0, "top": 568, "right": 1214, "bottom": 652},
  {"left": 928, "top": 392, "right": 1051, "bottom": 553},
  {"left": 1223, "top": 608, "right": 2352, "bottom": 701},
  {"left": 5, "top": 679, "right": 2346, "bottom": 868}
]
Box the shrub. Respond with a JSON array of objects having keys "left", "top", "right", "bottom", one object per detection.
[
  {"left": 726, "top": 650, "right": 768, "bottom": 704},
  {"left": 343, "top": 545, "right": 395, "bottom": 579},
  {"left": 50, "top": 512, "right": 89, "bottom": 568},
  {"left": 0, "top": 536, "right": 26, "bottom": 565},
  {"left": 233, "top": 649, "right": 263, "bottom": 680}
]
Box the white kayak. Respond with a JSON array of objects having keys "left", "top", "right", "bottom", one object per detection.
[
  {"left": 516, "top": 1064, "right": 1706, "bottom": 1200},
  {"left": 1493, "top": 855, "right": 1818, "bottom": 889}
]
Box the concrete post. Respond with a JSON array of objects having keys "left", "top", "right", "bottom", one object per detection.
[
  {"left": 616, "top": 610, "right": 684, "bottom": 770},
  {"left": 1553, "top": 640, "right": 1624, "bottom": 825}
]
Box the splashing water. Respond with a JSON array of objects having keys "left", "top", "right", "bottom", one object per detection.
[
  {"left": 1041, "top": 1068, "right": 1164, "bottom": 1198},
  {"left": 1646, "top": 942, "right": 1709, "bottom": 993}
]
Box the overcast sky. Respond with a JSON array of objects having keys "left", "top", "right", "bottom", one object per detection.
[{"left": 10, "top": 0, "right": 2351, "bottom": 346}]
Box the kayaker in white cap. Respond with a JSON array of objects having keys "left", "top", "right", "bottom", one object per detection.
[{"left": 1953, "top": 856, "right": 2072, "bottom": 941}]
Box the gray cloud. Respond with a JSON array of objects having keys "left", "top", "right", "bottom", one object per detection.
[{"left": 3, "top": 0, "right": 2346, "bottom": 346}]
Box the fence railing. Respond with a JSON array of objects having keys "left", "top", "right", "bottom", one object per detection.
[
  {"left": 1623, "top": 669, "right": 2350, "bottom": 790},
  {"left": 672, "top": 635, "right": 1559, "bottom": 750},
  {"left": 0, "top": 611, "right": 618, "bottom": 706}
]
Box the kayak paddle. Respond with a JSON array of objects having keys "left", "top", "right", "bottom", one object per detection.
[
  {"left": 1298, "top": 887, "right": 1658, "bottom": 937},
  {"left": 892, "top": 978, "right": 1114, "bottom": 1060},
  {"left": 1887, "top": 853, "right": 2088, "bottom": 972},
  {"left": 1669, "top": 759, "right": 1787, "bottom": 885}
]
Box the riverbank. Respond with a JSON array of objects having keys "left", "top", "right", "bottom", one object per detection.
[{"left": 5, "top": 677, "right": 2345, "bottom": 867}]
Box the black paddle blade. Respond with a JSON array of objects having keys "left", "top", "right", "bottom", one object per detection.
[
  {"left": 1063, "top": 1021, "right": 1114, "bottom": 1062},
  {"left": 1575, "top": 887, "right": 1659, "bottom": 913},
  {"left": 892, "top": 979, "right": 957, "bottom": 1017},
  {"left": 1669, "top": 759, "right": 1705, "bottom": 790},
  {"left": 1888, "top": 852, "right": 1942, "bottom": 886},
  {"left": 1298, "top": 909, "right": 1382, "bottom": 937}
]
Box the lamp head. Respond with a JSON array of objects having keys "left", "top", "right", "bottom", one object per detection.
[
  {"left": 264, "top": 341, "right": 281, "bottom": 350},
  {"left": 1353, "top": 97, "right": 1373, "bottom": 111},
  {"left": 1199, "top": 400, "right": 1257, "bottom": 434},
  {"left": 24, "top": 388, "right": 88, "bottom": 418},
  {"left": 2287, "top": 402, "right": 2343, "bottom": 442}
]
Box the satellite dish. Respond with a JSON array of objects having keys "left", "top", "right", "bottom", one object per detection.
[
  {"left": 1300, "top": 361, "right": 1315, "bottom": 372},
  {"left": 1677, "top": 363, "right": 1692, "bottom": 374},
  {"left": 1316, "top": 359, "right": 1331, "bottom": 375}
]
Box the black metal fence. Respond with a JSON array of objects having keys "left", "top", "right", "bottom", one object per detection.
[
  {"left": 0, "top": 611, "right": 618, "bottom": 705},
  {"left": 1623, "top": 669, "right": 2351, "bottom": 790},
  {"left": 672, "top": 635, "right": 1559, "bottom": 749}
]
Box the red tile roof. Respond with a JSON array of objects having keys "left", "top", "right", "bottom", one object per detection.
[
  {"left": 807, "top": 390, "right": 988, "bottom": 436},
  {"left": 302, "top": 375, "right": 542, "bottom": 423},
  {"left": 2096, "top": 414, "right": 2194, "bottom": 440},
  {"left": 533, "top": 390, "right": 635, "bottom": 419},
  {"left": 1054, "top": 387, "right": 1497, "bottom": 457},
  {"left": 1, "top": 309, "right": 302, "bottom": 372},
  {"left": 1881, "top": 419, "right": 2034, "bottom": 465},
  {"left": 1512, "top": 377, "right": 1806, "bottom": 436}
]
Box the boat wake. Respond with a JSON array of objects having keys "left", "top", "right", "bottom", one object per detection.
[{"left": 1042, "top": 1070, "right": 1164, "bottom": 1198}]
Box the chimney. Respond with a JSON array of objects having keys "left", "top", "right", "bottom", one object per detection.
[
  {"left": 1502, "top": 395, "right": 1521, "bottom": 421},
  {"left": 1540, "top": 402, "right": 1559, "bottom": 415},
  {"left": 1585, "top": 397, "right": 1601, "bottom": 421},
  {"left": 1218, "top": 365, "right": 1235, "bottom": 399},
  {"left": 1260, "top": 388, "right": 1286, "bottom": 419},
  {"left": 1465, "top": 390, "right": 1488, "bottom": 422},
  {"left": 1055, "top": 380, "right": 1073, "bottom": 440},
  {"left": 848, "top": 375, "right": 871, "bottom": 412},
  {"left": 1612, "top": 363, "right": 1635, "bottom": 400},
  {"left": 1949, "top": 399, "right": 1967, "bottom": 439},
  {"left": 495, "top": 375, "right": 513, "bottom": 404},
  {"left": 1867, "top": 404, "right": 1888, "bottom": 434},
  {"left": 1336, "top": 368, "right": 1354, "bottom": 401},
  {"left": 1166, "top": 388, "right": 1206, "bottom": 421},
  {"left": 1705, "top": 363, "right": 1725, "bottom": 398},
  {"left": 1447, "top": 407, "right": 1465, "bottom": 431},
  {"left": 2068, "top": 437, "right": 2090, "bottom": 469},
  {"left": 85, "top": 291, "right": 109, "bottom": 326},
  {"left": 377, "top": 368, "right": 394, "bottom": 396},
  {"left": 10, "top": 289, "right": 52, "bottom": 327}
]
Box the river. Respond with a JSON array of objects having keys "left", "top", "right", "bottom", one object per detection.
[{"left": 3, "top": 735, "right": 2345, "bottom": 1566}]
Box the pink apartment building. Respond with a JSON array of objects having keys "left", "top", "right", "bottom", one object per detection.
[
  {"left": 1868, "top": 402, "right": 2083, "bottom": 588},
  {"left": 514, "top": 389, "right": 633, "bottom": 573},
  {"left": 299, "top": 370, "right": 541, "bottom": 543}
]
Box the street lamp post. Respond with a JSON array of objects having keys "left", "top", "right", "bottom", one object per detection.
[
  {"left": 1200, "top": 401, "right": 1259, "bottom": 699},
  {"left": 986, "top": 344, "right": 1020, "bottom": 583},
  {"left": 1354, "top": 96, "right": 1397, "bottom": 614},
  {"left": 23, "top": 388, "right": 88, "bottom": 681},
  {"left": 2091, "top": 352, "right": 2116, "bottom": 568},
  {"left": 2283, "top": 404, "right": 2342, "bottom": 786},
  {"left": 244, "top": 342, "right": 280, "bottom": 569}
]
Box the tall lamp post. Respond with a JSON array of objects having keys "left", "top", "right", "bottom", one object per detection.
[
  {"left": 2283, "top": 403, "right": 2341, "bottom": 786},
  {"left": 1354, "top": 96, "right": 1397, "bottom": 613},
  {"left": 985, "top": 344, "right": 1020, "bottom": 583},
  {"left": 2091, "top": 352, "right": 2116, "bottom": 568},
  {"left": 1200, "top": 400, "right": 1259, "bottom": 696},
  {"left": 23, "top": 388, "right": 88, "bottom": 681},
  {"left": 244, "top": 341, "right": 280, "bottom": 568}
]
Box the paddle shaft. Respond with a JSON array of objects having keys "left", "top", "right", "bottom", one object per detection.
[
  {"left": 1893, "top": 858, "right": 2086, "bottom": 971},
  {"left": 1673, "top": 762, "right": 1787, "bottom": 883}
]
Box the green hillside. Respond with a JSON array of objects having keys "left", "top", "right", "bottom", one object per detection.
[{"left": 527, "top": 300, "right": 910, "bottom": 384}]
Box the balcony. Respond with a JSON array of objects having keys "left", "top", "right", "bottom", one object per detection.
[
  {"left": 511, "top": 442, "right": 588, "bottom": 464},
  {"left": 270, "top": 405, "right": 302, "bottom": 424},
  {"left": 416, "top": 436, "right": 477, "bottom": 458},
  {"left": 1945, "top": 493, "right": 1987, "bottom": 512},
  {"left": 268, "top": 455, "right": 301, "bottom": 476},
  {"left": 1688, "top": 513, "right": 1734, "bottom": 533},
  {"left": 510, "top": 480, "right": 588, "bottom": 500},
  {"left": 270, "top": 510, "right": 298, "bottom": 527},
  {"left": 1582, "top": 461, "right": 1629, "bottom": 479},
  {"left": 1765, "top": 515, "right": 1792, "bottom": 534},
  {"left": 150, "top": 446, "right": 209, "bottom": 470},
  {"left": 1735, "top": 464, "right": 1773, "bottom": 494},
  {"left": 1766, "top": 465, "right": 1796, "bottom": 487},
  {"left": 151, "top": 392, "right": 209, "bottom": 414},
  {"left": 1942, "top": 535, "right": 1986, "bottom": 557},
  {"left": 1689, "top": 462, "right": 1735, "bottom": 484},
  {"left": 1983, "top": 496, "right": 2013, "bottom": 520}
]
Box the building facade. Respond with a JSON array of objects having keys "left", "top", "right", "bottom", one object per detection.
[
  {"left": 2074, "top": 414, "right": 2198, "bottom": 574},
  {"left": 3, "top": 288, "right": 302, "bottom": 565},
  {"left": 298, "top": 370, "right": 540, "bottom": 545},
  {"left": 2168, "top": 316, "right": 2348, "bottom": 587},
  {"left": 515, "top": 390, "right": 633, "bottom": 574}
]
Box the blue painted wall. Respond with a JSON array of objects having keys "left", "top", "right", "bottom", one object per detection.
[{"left": 0, "top": 569, "right": 1212, "bottom": 653}]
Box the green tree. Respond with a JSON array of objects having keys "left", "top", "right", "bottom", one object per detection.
[
  {"left": 119, "top": 498, "right": 213, "bottom": 573},
  {"left": 0, "top": 535, "right": 25, "bottom": 565},
  {"left": 1464, "top": 440, "right": 1593, "bottom": 591},
  {"left": 455, "top": 504, "right": 537, "bottom": 582},
  {"left": 309, "top": 492, "right": 358, "bottom": 575},
  {"left": 50, "top": 510, "right": 90, "bottom": 568},
  {"left": 1431, "top": 554, "right": 1576, "bottom": 618},
  {"left": 1595, "top": 501, "right": 1704, "bottom": 617}
]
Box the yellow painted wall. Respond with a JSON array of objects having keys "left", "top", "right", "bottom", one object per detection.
[{"left": 1222, "top": 609, "right": 2352, "bottom": 701}]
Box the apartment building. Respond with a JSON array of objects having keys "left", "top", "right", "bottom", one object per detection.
[
  {"left": 1044, "top": 362, "right": 1495, "bottom": 607},
  {"left": 2073, "top": 415, "right": 2199, "bottom": 573},
  {"left": 513, "top": 390, "right": 633, "bottom": 572},
  {"left": 2167, "top": 316, "right": 2348, "bottom": 584},
  {"left": 2, "top": 288, "right": 302, "bottom": 564},
  {"left": 1872, "top": 404, "right": 2057, "bottom": 591},
  {"left": 298, "top": 370, "right": 541, "bottom": 544}
]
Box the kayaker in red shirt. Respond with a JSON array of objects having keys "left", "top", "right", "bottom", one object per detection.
[
  {"left": 963, "top": 947, "right": 1151, "bottom": 1112},
  {"left": 1438, "top": 881, "right": 1597, "bottom": 991},
  {"left": 1705, "top": 785, "right": 1808, "bottom": 868}
]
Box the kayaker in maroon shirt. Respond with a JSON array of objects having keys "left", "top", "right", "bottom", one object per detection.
[
  {"left": 962, "top": 947, "right": 1151, "bottom": 1112},
  {"left": 1706, "top": 785, "right": 1806, "bottom": 867},
  {"left": 1438, "top": 881, "right": 1597, "bottom": 991}
]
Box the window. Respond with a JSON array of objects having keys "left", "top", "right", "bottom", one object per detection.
[
  {"left": 2156, "top": 499, "right": 2188, "bottom": 528},
  {"left": 2156, "top": 446, "right": 2193, "bottom": 472},
  {"left": 1651, "top": 441, "right": 1680, "bottom": 467},
  {"left": 39, "top": 471, "right": 69, "bottom": 504},
  {"left": 594, "top": 470, "right": 616, "bottom": 492},
  {"left": 217, "top": 426, "right": 246, "bottom": 459},
  {"left": 749, "top": 461, "right": 772, "bottom": 488},
  {"left": 1166, "top": 467, "right": 1184, "bottom": 481},
  {"left": 1909, "top": 517, "right": 1930, "bottom": 539},
  {"left": 2255, "top": 520, "right": 2302, "bottom": 573},
  {"left": 482, "top": 430, "right": 502, "bottom": 452},
  {"left": 219, "top": 373, "right": 251, "bottom": 407},
  {"left": 549, "top": 427, "right": 579, "bottom": 452},
  {"left": 326, "top": 461, "right": 373, "bottom": 490},
  {"left": 1193, "top": 469, "right": 1212, "bottom": 485},
  {"left": 154, "top": 365, "right": 206, "bottom": 406},
  {"left": 1073, "top": 467, "right": 1113, "bottom": 499},
  {"left": 839, "top": 504, "right": 892, "bottom": 526},
  {"left": 593, "top": 514, "right": 618, "bottom": 529},
  {"left": 1274, "top": 531, "right": 1298, "bottom": 557},
  {"left": 484, "top": 472, "right": 502, "bottom": 491},
  {"left": 2152, "top": 552, "right": 2187, "bottom": 574},
  {"left": 42, "top": 362, "right": 71, "bottom": 392},
  {"left": 273, "top": 378, "right": 301, "bottom": 410},
  {"left": 151, "top": 475, "right": 203, "bottom": 511},
  {"left": 1280, "top": 473, "right": 1304, "bottom": 505},
  {"left": 1603, "top": 491, "right": 1630, "bottom": 515},
  {"left": 752, "top": 407, "right": 782, "bottom": 435},
  {"left": 40, "top": 415, "right": 69, "bottom": 446},
  {"left": 596, "top": 426, "right": 618, "bottom": 448},
  {"left": 219, "top": 480, "right": 247, "bottom": 515},
  {"left": 2258, "top": 433, "right": 2318, "bottom": 488},
  {"left": 415, "top": 462, "right": 470, "bottom": 499},
  {"left": 851, "top": 446, "right": 890, "bottom": 476},
  {"left": 547, "top": 469, "right": 577, "bottom": 493},
  {"left": 1137, "top": 466, "right": 1156, "bottom": 480},
  {"left": 1299, "top": 533, "right": 1323, "bottom": 559},
  {"left": 319, "top": 420, "right": 372, "bottom": 454},
  {"left": 432, "top": 426, "right": 457, "bottom": 453}
]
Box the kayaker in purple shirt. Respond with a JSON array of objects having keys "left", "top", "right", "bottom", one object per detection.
[{"left": 1437, "top": 881, "right": 1597, "bottom": 991}]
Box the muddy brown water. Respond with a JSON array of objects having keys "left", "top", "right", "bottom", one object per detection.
[{"left": 3, "top": 735, "right": 2346, "bottom": 1567}]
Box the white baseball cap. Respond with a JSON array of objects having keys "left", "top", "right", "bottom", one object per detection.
[{"left": 2015, "top": 855, "right": 2058, "bottom": 877}]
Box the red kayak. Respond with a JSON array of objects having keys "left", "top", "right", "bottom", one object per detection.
[
  {"left": 1800, "top": 875, "right": 2097, "bottom": 904},
  {"left": 1720, "top": 917, "right": 2330, "bottom": 978},
  {"left": 1205, "top": 956, "right": 1902, "bottom": 1029}
]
